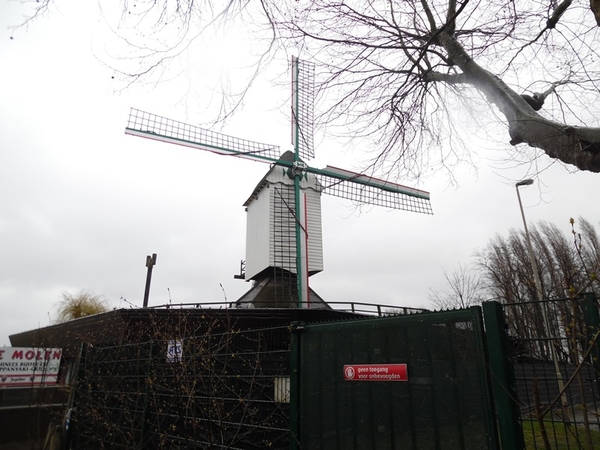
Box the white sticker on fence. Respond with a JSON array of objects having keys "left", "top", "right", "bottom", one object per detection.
[
  {"left": 166, "top": 340, "right": 183, "bottom": 362},
  {"left": 274, "top": 376, "right": 290, "bottom": 403}
]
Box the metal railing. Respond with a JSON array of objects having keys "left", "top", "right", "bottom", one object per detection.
[{"left": 146, "top": 301, "right": 427, "bottom": 317}]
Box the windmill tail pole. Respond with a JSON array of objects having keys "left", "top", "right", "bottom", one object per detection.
[{"left": 143, "top": 253, "right": 157, "bottom": 308}]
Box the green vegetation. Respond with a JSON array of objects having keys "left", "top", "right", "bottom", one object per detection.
[
  {"left": 54, "top": 290, "right": 108, "bottom": 323},
  {"left": 522, "top": 420, "right": 600, "bottom": 450}
]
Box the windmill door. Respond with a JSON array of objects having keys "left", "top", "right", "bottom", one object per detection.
[{"left": 289, "top": 308, "right": 498, "bottom": 450}]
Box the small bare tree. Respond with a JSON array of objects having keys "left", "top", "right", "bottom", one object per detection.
[
  {"left": 572, "top": 217, "right": 600, "bottom": 293},
  {"left": 428, "top": 264, "right": 484, "bottom": 309}
]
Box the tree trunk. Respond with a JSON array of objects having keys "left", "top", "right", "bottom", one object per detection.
[{"left": 437, "top": 32, "right": 600, "bottom": 172}]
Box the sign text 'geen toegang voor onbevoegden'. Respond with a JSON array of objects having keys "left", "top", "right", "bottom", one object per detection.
[
  {"left": 0, "top": 347, "right": 62, "bottom": 388},
  {"left": 343, "top": 364, "right": 408, "bottom": 382}
]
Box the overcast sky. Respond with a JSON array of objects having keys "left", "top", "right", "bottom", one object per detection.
[{"left": 2, "top": 3, "right": 600, "bottom": 345}]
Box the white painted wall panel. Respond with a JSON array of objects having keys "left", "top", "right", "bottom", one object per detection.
[
  {"left": 244, "top": 186, "right": 271, "bottom": 280},
  {"left": 244, "top": 165, "right": 324, "bottom": 280},
  {"left": 305, "top": 189, "right": 323, "bottom": 274}
]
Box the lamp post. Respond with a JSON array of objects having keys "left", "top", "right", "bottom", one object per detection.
[{"left": 515, "top": 179, "right": 569, "bottom": 420}]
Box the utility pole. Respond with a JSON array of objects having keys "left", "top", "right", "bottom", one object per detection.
[{"left": 143, "top": 253, "right": 157, "bottom": 308}]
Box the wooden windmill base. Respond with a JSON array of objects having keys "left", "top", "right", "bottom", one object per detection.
[{"left": 235, "top": 268, "right": 330, "bottom": 309}]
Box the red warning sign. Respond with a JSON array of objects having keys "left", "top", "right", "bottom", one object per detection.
[{"left": 343, "top": 364, "right": 408, "bottom": 382}]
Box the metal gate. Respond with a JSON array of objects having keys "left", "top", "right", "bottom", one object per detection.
[
  {"left": 498, "top": 293, "right": 600, "bottom": 450},
  {"left": 289, "top": 308, "right": 499, "bottom": 450}
]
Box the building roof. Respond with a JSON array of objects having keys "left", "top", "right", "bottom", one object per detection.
[
  {"left": 9, "top": 306, "right": 363, "bottom": 355},
  {"left": 242, "top": 150, "right": 295, "bottom": 207}
]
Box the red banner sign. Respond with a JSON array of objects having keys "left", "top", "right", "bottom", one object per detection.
[{"left": 343, "top": 364, "right": 408, "bottom": 382}]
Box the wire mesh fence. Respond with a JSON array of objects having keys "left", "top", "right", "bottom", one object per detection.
[
  {"left": 503, "top": 293, "right": 600, "bottom": 449},
  {"left": 69, "top": 318, "right": 292, "bottom": 449}
]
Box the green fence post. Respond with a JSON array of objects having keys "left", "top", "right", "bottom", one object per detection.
[
  {"left": 482, "top": 301, "right": 525, "bottom": 450},
  {"left": 581, "top": 292, "right": 600, "bottom": 391},
  {"left": 290, "top": 322, "right": 304, "bottom": 450}
]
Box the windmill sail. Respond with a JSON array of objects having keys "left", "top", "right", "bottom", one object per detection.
[
  {"left": 125, "top": 108, "right": 281, "bottom": 162},
  {"left": 125, "top": 108, "right": 431, "bottom": 213},
  {"left": 291, "top": 57, "right": 315, "bottom": 160},
  {"left": 315, "top": 166, "right": 432, "bottom": 214}
]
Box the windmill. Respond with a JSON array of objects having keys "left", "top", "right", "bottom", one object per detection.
[{"left": 125, "top": 57, "right": 433, "bottom": 308}]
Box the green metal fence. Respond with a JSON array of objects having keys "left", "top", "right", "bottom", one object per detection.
[
  {"left": 498, "top": 293, "right": 600, "bottom": 450},
  {"left": 64, "top": 300, "right": 597, "bottom": 449},
  {"left": 290, "top": 308, "right": 499, "bottom": 450}
]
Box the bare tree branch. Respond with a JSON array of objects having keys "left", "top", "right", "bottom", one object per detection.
[{"left": 11, "top": 0, "right": 600, "bottom": 175}]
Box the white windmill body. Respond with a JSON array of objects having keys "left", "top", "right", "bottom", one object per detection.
[
  {"left": 243, "top": 151, "right": 324, "bottom": 281},
  {"left": 237, "top": 151, "right": 329, "bottom": 308}
]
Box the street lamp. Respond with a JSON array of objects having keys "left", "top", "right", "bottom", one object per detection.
[
  {"left": 515, "top": 180, "right": 541, "bottom": 300},
  {"left": 515, "top": 179, "right": 569, "bottom": 419}
]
